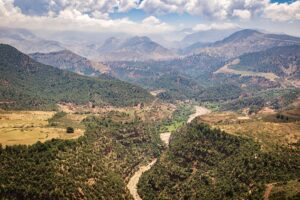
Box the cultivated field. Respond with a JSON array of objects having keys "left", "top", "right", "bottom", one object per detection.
[{"left": 0, "top": 111, "right": 84, "bottom": 146}]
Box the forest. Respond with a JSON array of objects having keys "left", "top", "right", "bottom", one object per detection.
[
  {"left": 0, "top": 111, "right": 164, "bottom": 199},
  {"left": 138, "top": 122, "right": 300, "bottom": 199}
]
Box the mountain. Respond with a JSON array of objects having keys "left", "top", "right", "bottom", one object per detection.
[
  {"left": 98, "top": 36, "right": 176, "bottom": 61},
  {"left": 0, "top": 44, "right": 152, "bottom": 109},
  {"left": 180, "top": 28, "right": 239, "bottom": 47},
  {"left": 0, "top": 27, "right": 65, "bottom": 53},
  {"left": 230, "top": 45, "right": 300, "bottom": 79},
  {"left": 98, "top": 37, "right": 123, "bottom": 52},
  {"left": 188, "top": 29, "right": 300, "bottom": 58},
  {"left": 30, "top": 50, "right": 110, "bottom": 76},
  {"left": 180, "top": 42, "right": 211, "bottom": 55}
]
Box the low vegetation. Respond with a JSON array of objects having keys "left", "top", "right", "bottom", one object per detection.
[{"left": 159, "top": 104, "right": 194, "bottom": 132}]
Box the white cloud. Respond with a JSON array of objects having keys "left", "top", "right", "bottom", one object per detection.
[
  {"left": 139, "top": 0, "right": 182, "bottom": 15},
  {"left": 142, "top": 15, "right": 160, "bottom": 24},
  {"left": 0, "top": 0, "right": 174, "bottom": 35},
  {"left": 193, "top": 22, "right": 239, "bottom": 31},
  {"left": 264, "top": 1, "right": 300, "bottom": 21},
  {"left": 0, "top": 0, "right": 20, "bottom": 17},
  {"left": 233, "top": 9, "right": 251, "bottom": 19},
  {"left": 138, "top": 0, "right": 268, "bottom": 20},
  {"left": 13, "top": 0, "right": 138, "bottom": 18},
  {"left": 138, "top": 0, "right": 300, "bottom": 22}
]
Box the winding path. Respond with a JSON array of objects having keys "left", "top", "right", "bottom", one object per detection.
[{"left": 127, "top": 106, "right": 211, "bottom": 200}]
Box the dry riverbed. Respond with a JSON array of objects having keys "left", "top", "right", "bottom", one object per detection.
[{"left": 127, "top": 105, "right": 211, "bottom": 200}]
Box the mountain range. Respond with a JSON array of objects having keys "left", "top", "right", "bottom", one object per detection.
[
  {"left": 188, "top": 29, "right": 300, "bottom": 58},
  {"left": 1, "top": 27, "right": 300, "bottom": 63}
]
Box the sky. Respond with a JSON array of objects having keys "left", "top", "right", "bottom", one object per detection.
[{"left": 0, "top": 0, "right": 300, "bottom": 38}]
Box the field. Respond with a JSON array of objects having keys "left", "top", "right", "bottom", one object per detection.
[
  {"left": 198, "top": 109, "right": 300, "bottom": 151},
  {"left": 0, "top": 111, "right": 84, "bottom": 146}
]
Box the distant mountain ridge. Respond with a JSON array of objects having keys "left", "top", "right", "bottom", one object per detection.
[
  {"left": 180, "top": 28, "right": 239, "bottom": 47},
  {"left": 30, "top": 50, "right": 110, "bottom": 76},
  {"left": 0, "top": 27, "right": 65, "bottom": 53},
  {"left": 97, "top": 36, "right": 176, "bottom": 61},
  {"left": 0, "top": 44, "right": 152, "bottom": 109},
  {"left": 186, "top": 29, "right": 300, "bottom": 58}
]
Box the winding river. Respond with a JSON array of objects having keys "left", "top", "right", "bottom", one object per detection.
[{"left": 127, "top": 106, "right": 211, "bottom": 200}]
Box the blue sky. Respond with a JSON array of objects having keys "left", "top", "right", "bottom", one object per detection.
[{"left": 0, "top": 0, "right": 299, "bottom": 37}]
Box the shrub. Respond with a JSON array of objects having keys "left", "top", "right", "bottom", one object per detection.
[{"left": 66, "top": 127, "right": 74, "bottom": 134}]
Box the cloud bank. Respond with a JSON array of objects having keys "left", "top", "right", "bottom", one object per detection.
[{"left": 0, "top": 0, "right": 299, "bottom": 35}]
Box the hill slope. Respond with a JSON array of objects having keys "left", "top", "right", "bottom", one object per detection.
[
  {"left": 230, "top": 45, "right": 300, "bottom": 79},
  {"left": 0, "top": 44, "right": 152, "bottom": 109},
  {"left": 30, "top": 50, "right": 110, "bottom": 76}
]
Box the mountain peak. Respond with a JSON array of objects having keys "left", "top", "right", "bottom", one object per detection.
[
  {"left": 124, "top": 36, "right": 152, "bottom": 45},
  {"left": 221, "top": 29, "right": 262, "bottom": 43}
]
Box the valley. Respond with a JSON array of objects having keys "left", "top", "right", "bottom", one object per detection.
[
  {"left": 0, "top": 26, "right": 299, "bottom": 200},
  {"left": 127, "top": 105, "right": 211, "bottom": 200}
]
